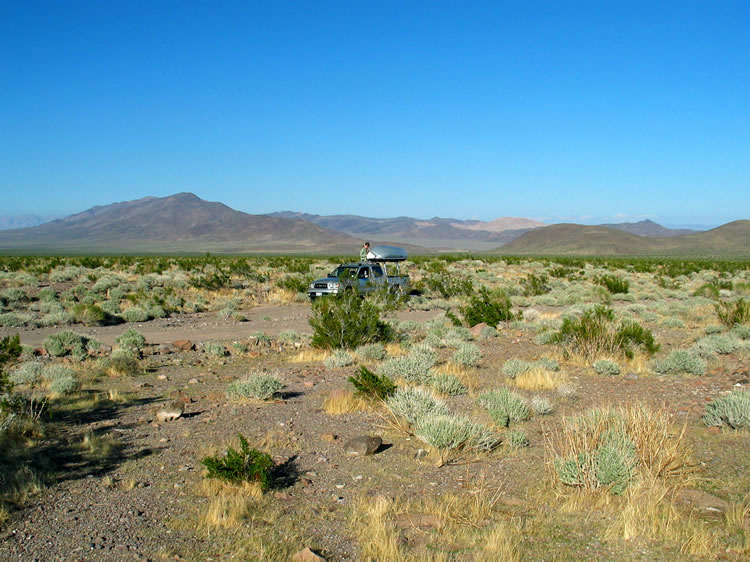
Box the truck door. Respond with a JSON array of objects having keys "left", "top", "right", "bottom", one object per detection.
[
  {"left": 357, "top": 267, "right": 371, "bottom": 292},
  {"left": 371, "top": 264, "right": 385, "bottom": 287}
]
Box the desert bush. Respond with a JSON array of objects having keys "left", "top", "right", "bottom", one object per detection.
[
  {"left": 355, "top": 343, "right": 387, "bottom": 362},
  {"left": 550, "top": 305, "right": 658, "bottom": 362},
  {"left": 452, "top": 343, "right": 481, "bottom": 367},
  {"left": 43, "top": 330, "right": 90, "bottom": 360},
  {"left": 549, "top": 405, "right": 691, "bottom": 495},
  {"left": 522, "top": 273, "right": 550, "bottom": 296},
  {"left": 115, "top": 329, "right": 146, "bottom": 353},
  {"left": 460, "top": 288, "right": 515, "bottom": 328},
  {"left": 0, "top": 334, "right": 21, "bottom": 398},
  {"left": 99, "top": 355, "right": 141, "bottom": 377},
  {"left": 120, "top": 306, "right": 149, "bottom": 323},
  {"left": 595, "top": 274, "right": 629, "bottom": 294},
  {"left": 278, "top": 330, "right": 300, "bottom": 344},
  {"left": 0, "top": 313, "right": 34, "bottom": 328},
  {"left": 715, "top": 298, "right": 750, "bottom": 327},
  {"left": 424, "top": 272, "right": 474, "bottom": 298},
  {"left": 377, "top": 345, "right": 437, "bottom": 384},
  {"left": 348, "top": 366, "right": 396, "bottom": 401},
  {"left": 200, "top": 434, "right": 273, "bottom": 490},
  {"left": 443, "top": 327, "right": 473, "bottom": 347},
  {"left": 9, "top": 362, "right": 42, "bottom": 387},
  {"left": 732, "top": 324, "right": 750, "bottom": 340},
  {"left": 430, "top": 373, "right": 467, "bottom": 396},
  {"left": 72, "top": 303, "right": 115, "bottom": 326},
  {"left": 37, "top": 288, "right": 57, "bottom": 302},
  {"left": 702, "top": 390, "right": 750, "bottom": 429},
  {"left": 386, "top": 386, "right": 449, "bottom": 426},
  {"left": 501, "top": 359, "right": 534, "bottom": 379},
  {"left": 202, "top": 341, "right": 227, "bottom": 357},
  {"left": 226, "top": 374, "right": 284, "bottom": 401},
  {"left": 309, "top": 291, "right": 394, "bottom": 349},
  {"left": 414, "top": 413, "right": 499, "bottom": 458},
  {"left": 48, "top": 375, "right": 80, "bottom": 395},
  {"left": 693, "top": 283, "right": 720, "bottom": 299},
  {"left": 506, "top": 429, "right": 529, "bottom": 448},
  {"left": 530, "top": 395, "right": 553, "bottom": 415},
  {"left": 691, "top": 334, "right": 742, "bottom": 358},
  {"left": 324, "top": 349, "right": 355, "bottom": 368},
  {"left": 478, "top": 388, "right": 530, "bottom": 428},
  {"left": 593, "top": 359, "right": 620, "bottom": 376},
  {"left": 0, "top": 288, "right": 29, "bottom": 307},
  {"left": 650, "top": 350, "right": 706, "bottom": 375}
]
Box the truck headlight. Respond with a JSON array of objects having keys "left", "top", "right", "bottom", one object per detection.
[
  {"left": 328, "top": 282, "right": 340, "bottom": 289},
  {"left": 309, "top": 283, "right": 315, "bottom": 289}
]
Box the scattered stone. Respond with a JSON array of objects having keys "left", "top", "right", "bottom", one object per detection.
[
  {"left": 676, "top": 488, "right": 729, "bottom": 516},
  {"left": 132, "top": 381, "right": 153, "bottom": 389},
  {"left": 320, "top": 433, "right": 338, "bottom": 443},
  {"left": 301, "top": 478, "right": 313, "bottom": 487},
  {"left": 157, "top": 343, "right": 177, "bottom": 355},
  {"left": 157, "top": 374, "right": 169, "bottom": 381},
  {"left": 292, "top": 547, "right": 326, "bottom": 561},
  {"left": 303, "top": 381, "right": 315, "bottom": 388},
  {"left": 172, "top": 339, "right": 194, "bottom": 351},
  {"left": 188, "top": 378, "right": 199, "bottom": 385},
  {"left": 415, "top": 448, "right": 428, "bottom": 460},
  {"left": 156, "top": 400, "right": 184, "bottom": 422},
  {"left": 274, "top": 492, "right": 291, "bottom": 500},
  {"left": 624, "top": 372, "right": 638, "bottom": 381},
  {"left": 344, "top": 435, "right": 382, "bottom": 456},
  {"left": 469, "top": 322, "right": 488, "bottom": 338}
]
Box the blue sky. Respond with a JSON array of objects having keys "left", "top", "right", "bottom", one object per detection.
[{"left": 2, "top": 1, "right": 748, "bottom": 226}]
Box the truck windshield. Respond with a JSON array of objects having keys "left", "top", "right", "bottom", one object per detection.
[{"left": 331, "top": 266, "right": 358, "bottom": 279}]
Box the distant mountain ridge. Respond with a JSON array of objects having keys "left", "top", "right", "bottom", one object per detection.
[
  {"left": 599, "top": 219, "right": 697, "bottom": 237},
  {"left": 268, "top": 211, "right": 546, "bottom": 250},
  {"left": 0, "top": 193, "right": 361, "bottom": 254},
  {"left": 0, "top": 215, "right": 51, "bottom": 230},
  {"left": 498, "top": 221, "right": 750, "bottom": 256}
]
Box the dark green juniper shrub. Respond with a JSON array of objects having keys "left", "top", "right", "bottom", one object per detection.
[
  {"left": 1, "top": 334, "right": 22, "bottom": 396},
  {"left": 348, "top": 366, "right": 396, "bottom": 401},
  {"left": 200, "top": 434, "right": 274, "bottom": 490},
  {"left": 309, "top": 291, "right": 394, "bottom": 349},
  {"left": 550, "top": 305, "right": 658, "bottom": 362},
  {"left": 594, "top": 274, "right": 629, "bottom": 294},
  {"left": 459, "top": 287, "right": 515, "bottom": 328},
  {"left": 424, "top": 272, "right": 474, "bottom": 299}
]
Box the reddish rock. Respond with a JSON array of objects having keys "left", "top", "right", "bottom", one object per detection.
[
  {"left": 469, "top": 322, "right": 488, "bottom": 338},
  {"left": 172, "top": 339, "right": 194, "bottom": 351}
]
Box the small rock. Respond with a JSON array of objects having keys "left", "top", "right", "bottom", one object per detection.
[
  {"left": 292, "top": 547, "right": 326, "bottom": 561},
  {"left": 415, "top": 448, "right": 428, "bottom": 460},
  {"left": 344, "top": 435, "right": 382, "bottom": 456},
  {"left": 301, "top": 478, "right": 313, "bottom": 487},
  {"left": 156, "top": 400, "right": 184, "bottom": 422},
  {"left": 469, "top": 322, "right": 488, "bottom": 338},
  {"left": 675, "top": 488, "right": 729, "bottom": 515},
  {"left": 157, "top": 374, "right": 169, "bottom": 381},
  {"left": 188, "top": 378, "right": 199, "bottom": 385},
  {"left": 274, "top": 492, "right": 291, "bottom": 500},
  {"left": 707, "top": 426, "right": 721, "bottom": 435},
  {"left": 320, "top": 433, "right": 338, "bottom": 443},
  {"left": 172, "top": 339, "right": 194, "bottom": 351},
  {"left": 303, "top": 381, "right": 315, "bottom": 388},
  {"left": 624, "top": 372, "right": 638, "bottom": 381}
]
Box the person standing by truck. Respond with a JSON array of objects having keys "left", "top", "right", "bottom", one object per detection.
[{"left": 360, "top": 242, "right": 370, "bottom": 261}]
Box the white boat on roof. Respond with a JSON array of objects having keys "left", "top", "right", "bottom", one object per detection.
[{"left": 366, "top": 245, "right": 407, "bottom": 262}]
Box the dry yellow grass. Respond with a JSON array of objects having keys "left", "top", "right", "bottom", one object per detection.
[
  {"left": 433, "top": 362, "right": 478, "bottom": 393},
  {"left": 289, "top": 349, "right": 329, "bottom": 363},
  {"left": 514, "top": 368, "right": 569, "bottom": 391},
  {"left": 385, "top": 342, "right": 407, "bottom": 356},
  {"left": 323, "top": 388, "right": 368, "bottom": 414},
  {"left": 265, "top": 287, "right": 297, "bottom": 304},
  {"left": 199, "top": 480, "right": 264, "bottom": 529}
]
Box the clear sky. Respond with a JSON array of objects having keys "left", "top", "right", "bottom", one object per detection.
[{"left": 2, "top": 1, "right": 749, "bottom": 226}]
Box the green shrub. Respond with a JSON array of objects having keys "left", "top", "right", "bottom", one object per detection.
[
  {"left": 506, "top": 429, "right": 529, "bottom": 448},
  {"left": 72, "top": 303, "right": 114, "bottom": 326},
  {"left": 349, "top": 366, "right": 396, "bottom": 400},
  {"left": 37, "top": 287, "right": 57, "bottom": 302},
  {"left": 703, "top": 390, "right": 750, "bottom": 429},
  {"left": 478, "top": 388, "right": 530, "bottom": 428},
  {"left": 121, "top": 306, "right": 149, "bottom": 323},
  {"left": 715, "top": 298, "right": 750, "bottom": 328},
  {"left": 424, "top": 273, "right": 474, "bottom": 298},
  {"left": 0, "top": 313, "right": 33, "bottom": 328},
  {"left": 650, "top": 349, "right": 706, "bottom": 375},
  {"left": 355, "top": 343, "right": 387, "bottom": 362},
  {"left": 386, "top": 386, "right": 449, "bottom": 426},
  {"left": 44, "top": 330, "right": 89, "bottom": 360},
  {"left": 501, "top": 359, "right": 535, "bottom": 379},
  {"left": 226, "top": 374, "right": 285, "bottom": 401},
  {"left": 522, "top": 274, "right": 550, "bottom": 297},
  {"left": 443, "top": 327, "right": 473, "bottom": 347},
  {"left": 9, "top": 362, "right": 42, "bottom": 386},
  {"left": 593, "top": 359, "right": 620, "bottom": 376},
  {"left": 693, "top": 283, "right": 720, "bottom": 299},
  {"left": 48, "top": 375, "right": 80, "bottom": 395},
  {"left": 278, "top": 330, "right": 300, "bottom": 344},
  {"left": 595, "top": 274, "right": 629, "bottom": 294},
  {"left": 414, "top": 413, "right": 499, "bottom": 454},
  {"left": 550, "top": 305, "right": 658, "bottom": 362},
  {"left": 377, "top": 345, "right": 437, "bottom": 383},
  {"left": 309, "top": 291, "right": 394, "bottom": 349},
  {"left": 0, "top": 334, "right": 21, "bottom": 396},
  {"left": 452, "top": 342, "right": 481, "bottom": 367},
  {"left": 430, "top": 373, "right": 467, "bottom": 396},
  {"left": 460, "top": 288, "right": 515, "bottom": 328},
  {"left": 692, "top": 334, "right": 742, "bottom": 358},
  {"left": 115, "top": 329, "right": 146, "bottom": 352},
  {"left": 732, "top": 324, "right": 750, "bottom": 340},
  {"left": 200, "top": 434, "right": 273, "bottom": 490},
  {"left": 202, "top": 341, "right": 227, "bottom": 357},
  {"left": 530, "top": 395, "right": 553, "bottom": 415},
  {"left": 324, "top": 349, "right": 355, "bottom": 368}
]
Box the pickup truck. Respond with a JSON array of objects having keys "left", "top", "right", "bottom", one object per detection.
[{"left": 307, "top": 246, "right": 410, "bottom": 300}]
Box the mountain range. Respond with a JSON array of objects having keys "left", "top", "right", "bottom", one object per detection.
[{"left": 0, "top": 193, "right": 747, "bottom": 256}]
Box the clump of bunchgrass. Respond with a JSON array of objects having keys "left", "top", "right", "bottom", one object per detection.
[
  {"left": 702, "top": 390, "right": 750, "bottom": 430},
  {"left": 478, "top": 388, "right": 530, "bottom": 428},
  {"left": 9, "top": 362, "right": 43, "bottom": 387},
  {"left": 202, "top": 341, "right": 227, "bottom": 357},
  {"left": 277, "top": 330, "right": 300, "bottom": 344},
  {"left": 530, "top": 395, "right": 553, "bottom": 415},
  {"left": 430, "top": 373, "right": 467, "bottom": 396},
  {"left": 43, "top": 330, "right": 91, "bottom": 360},
  {"left": 451, "top": 342, "right": 481, "bottom": 367},
  {"left": 413, "top": 412, "right": 499, "bottom": 464},
  {"left": 593, "top": 359, "right": 620, "bottom": 376},
  {"left": 506, "top": 429, "right": 529, "bottom": 448},
  {"left": 715, "top": 298, "right": 750, "bottom": 328},
  {"left": 355, "top": 343, "right": 387, "bottom": 362},
  {"left": 386, "top": 386, "right": 449, "bottom": 427},
  {"left": 324, "top": 349, "right": 355, "bottom": 369},
  {"left": 501, "top": 359, "right": 535, "bottom": 379},
  {"left": 115, "top": 329, "right": 146, "bottom": 354},
  {"left": 377, "top": 345, "right": 437, "bottom": 384},
  {"left": 650, "top": 349, "right": 706, "bottom": 375},
  {"left": 691, "top": 334, "right": 742, "bottom": 358},
  {"left": 226, "top": 373, "right": 285, "bottom": 401}
]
